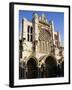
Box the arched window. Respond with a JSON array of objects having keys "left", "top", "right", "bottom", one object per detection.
[
  {"left": 45, "top": 42, "right": 47, "bottom": 52},
  {"left": 31, "top": 27, "right": 33, "bottom": 34},
  {"left": 39, "top": 40, "right": 42, "bottom": 52},
  {"left": 30, "top": 27, "right": 33, "bottom": 42},
  {"left": 43, "top": 42, "right": 45, "bottom": 52},
  {"left": 27, "top": 26, "right": 30, "bottom": 41},
  {"left": 27, "top": 26, "right": 33, "bottom": 42}
]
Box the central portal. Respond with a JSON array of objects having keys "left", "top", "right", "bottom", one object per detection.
[{"left": 44, "top": 56, "right": 57, "bottom": 78}]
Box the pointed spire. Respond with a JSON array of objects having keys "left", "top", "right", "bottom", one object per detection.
[
  {"left": 41, "top": 13, "right": 47, "bottom": 22},
  {"left": 33, "top": 12, "right": 38, "bottom": 19}
]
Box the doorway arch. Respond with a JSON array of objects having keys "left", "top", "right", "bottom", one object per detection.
[
  {"left": 27, "top": 58, "right": 38, "bottom": 79},
  {"left": 44, "top": 56, "right": 57, "bottom": 78}
]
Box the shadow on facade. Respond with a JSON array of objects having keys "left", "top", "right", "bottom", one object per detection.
[
  {"left": 27, "top": 58, "right": 38, "bottom": 79},
  {"left": 57, "top": 61, "right": 64, "bottom": 77},
  {"left": 43, "top": 56, "right": 57, "bottom": 78},
  {"left": 19, "top": 56, "right": 64, "bottom": 79}
]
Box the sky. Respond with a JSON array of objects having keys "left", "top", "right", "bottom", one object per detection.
[{"left": 19, "top": 10, "right": 64, "bottom": 44}]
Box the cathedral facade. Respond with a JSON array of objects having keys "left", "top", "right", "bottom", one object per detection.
[{"left": 19, "top": 13, "right": 64, "bottom": 79}]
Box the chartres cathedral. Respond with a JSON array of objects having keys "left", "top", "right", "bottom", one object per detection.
[{"left": 19, "top": 13, "right": 64, "bottom": 79}]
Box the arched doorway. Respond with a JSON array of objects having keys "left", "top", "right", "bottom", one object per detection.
[
  {"left": 27, "top": 58, "right": 38, "bottom": 79},
  {"left": 44, "top": 56, "right": 57, "bottom": 78}
]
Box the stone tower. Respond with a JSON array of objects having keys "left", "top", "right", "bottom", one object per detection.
[{"left": 32, "top": 13, "right": 39, "bottom": 54}]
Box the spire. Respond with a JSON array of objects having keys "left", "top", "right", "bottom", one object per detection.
[
  {"left": 41, "top": 13, "right": 48, "bottom": 23},
  {"left": 50, "top": 20, "right": 55, "bottom": 32},
  {"left": 42, "top": 13, "right": 45, "bottom": 20},
  {"left": 33, "top": 12, "right": 38, "bottom": 19}
]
